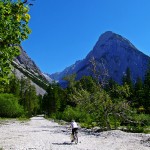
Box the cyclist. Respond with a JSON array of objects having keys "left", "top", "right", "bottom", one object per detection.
[{"left": 70, "top": 120, "right": 78, "bottom": 142}]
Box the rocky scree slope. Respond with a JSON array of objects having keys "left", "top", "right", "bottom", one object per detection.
[{"left": 13, "top": 47, "right": 50, "bottom": 95}]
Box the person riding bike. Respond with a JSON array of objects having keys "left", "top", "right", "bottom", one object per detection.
[{"left": 70, "top": 120, "right": 78, "bottom": 142}]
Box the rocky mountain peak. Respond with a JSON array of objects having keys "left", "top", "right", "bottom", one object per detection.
[
  {"left": 98, "top": 31, "right": 135, "bottom": 47},
  {"left": 97, "top": 31, "right": 114, "bottom": 43},
  {"left": 92, "top": 31, "right": 137, "bottom": 58},
  {"left": 49, "top": 31, "right": 150, "bottom": 84}
]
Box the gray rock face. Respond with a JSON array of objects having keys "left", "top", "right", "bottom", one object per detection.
[
  {"left": 50, "top": 31, "right": 150, "bottom": 84},
  {"left": 13, "top": 68, "right": 46, "bottom": 96},
  {"left": 13, "top": 47, "right": 49, "bottom": 95},
  {"left": 14, "top": 47, "right": 44, "bottom": 78}
]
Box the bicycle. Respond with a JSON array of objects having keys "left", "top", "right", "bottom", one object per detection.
[{"left": 71, "top": 130, "right": 78, "bottom": 144}]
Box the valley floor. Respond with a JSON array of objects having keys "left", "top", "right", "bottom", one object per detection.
[{"left": 0, "top": 116, "right": 150, "bottom": 150}]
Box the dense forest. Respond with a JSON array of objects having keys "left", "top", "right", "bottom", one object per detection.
[
  {"left": 0, "top": 0, "right": 149, "bottom": 133},
  {"left": 1, "top": 66, "right": 150, "bottom": 133}
]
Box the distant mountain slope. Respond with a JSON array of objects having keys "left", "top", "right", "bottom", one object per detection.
[
  {"left": 14, "top": 47, "right": 44, "bottom": 78},
  {"left": 13, "top": 47, "right": 50, "bottom": 95},
  {"left": 50, "top": 31, "right": 150, "bottom": 84}
]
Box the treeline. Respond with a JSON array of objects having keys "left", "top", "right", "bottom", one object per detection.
[
  {"left": 42, "top": 67, "right": 150, "bottom": 132},
  {"left": 0, "top": 67, "right": 150, "bottom": 132}
]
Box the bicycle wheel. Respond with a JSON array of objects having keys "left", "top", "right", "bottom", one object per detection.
[{"left": 74, "top": 133, "right": 78, "bottom": 144}]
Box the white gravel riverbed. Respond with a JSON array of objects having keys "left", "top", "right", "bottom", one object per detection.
[{"left": 0, "top": 116, "right": 150, "bottom": 150}]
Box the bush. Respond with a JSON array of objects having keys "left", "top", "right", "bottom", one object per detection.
[
  {"left": 126, "top": 125, "right": 144, "bottom": 133},
  {"left": 133, "top": 114, "right": 150, "bottom": 126},
  {"left": 0, "top": 93, "right": 24, "bottom": 118},
  {"left": 54, "top": 106, "right": 94, "bottom": 127},
  {"left": 60, "top": 106, "right": 81, "bottom": 122},
  {"left": 124, "top": 114, "right": 150, "bottom": 133}
]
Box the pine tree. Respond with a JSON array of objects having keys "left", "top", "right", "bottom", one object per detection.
[
  {"left": 42, "top": 83, "right": 65, "bottom": 116},
  {"left": 133, "top": 77, "right": 145, "bottom": 111},
  {"left": 143, "top": 67, "right": 150, "bottom": 113}
]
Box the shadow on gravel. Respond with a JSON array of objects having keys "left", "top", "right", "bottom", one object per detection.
[
  {"left": 31, "top": 118, "right": 45, "bottom": 120},
  {"left": 52, "top": 142, "right": 72, "bottom": 145}
]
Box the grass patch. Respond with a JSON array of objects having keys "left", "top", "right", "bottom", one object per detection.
[
  {"left": 17, "top": 117, "right": 30, "bottom": 122},
  {"left": 0, "top": 117, "right": 30, "bottom": 126},
  {"left": 143, "top": 126, "right": 150, "bottom": 134}
]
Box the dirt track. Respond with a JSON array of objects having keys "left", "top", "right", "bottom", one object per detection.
[{"left": 0, "top": 116, "right": 150, "bottom": 150}]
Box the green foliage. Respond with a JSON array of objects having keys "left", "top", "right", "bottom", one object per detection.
[
  {"left": 42, "top": 83, "right": 66, "bottom": 116},
  {"left": 63, "top": 74, "right": 76, "bottom": 88},
  {"left": 122, "top": 68, "right": 132, "bottom": 86},
  {"left": 54, "top": 106, "right": 93, "bottom": 125},
  {"left": 46, "top": 75, "right": 137, "bottom": 130},
  {"left": 19, "top": 77, "right": 39, "bottom": 117},
  {"left": 58, "top": 106, "right": 80, "bottom": 122},
  {"left": 132, "top": 77, "right": 145, "bottom": 111},
  {"left": 67, "top": 74, "right": 136, "bottom": 130},
  {"left": 42, "top": 63, "right": 150, "bottom": 132},
  {"left": 0, "top": 0, "right": 31, "bottom": 87},
  {"left": 0, "top": 93, "right": 24, "bottom": 117},
  {"left": 126, "top": 125, "right": 144, "bottom": 133},
  {"left": 110, "top": 83, "right": 131, "bottom": 100},
  {"left": 1, "top": 75, "right": 42, "bottom": 117},
  {"left": 133, "top": 113, "right": 150, "bottom": 126},
  {"left": 75, "top": 76, "right": 98, "bottom": 93},
  {"left": 132, "top": 65, "right": 150, "bottom": 113},
  {"left": 143, "top": 68, "right": 150, "bottom": 113},
  {"left": 4, "top": 74, "right": 20, "bottom": 96}
]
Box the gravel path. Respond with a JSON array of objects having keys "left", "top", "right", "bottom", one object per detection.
[{"left": 0, "top": 116, "right": 150, "bottom": 150}]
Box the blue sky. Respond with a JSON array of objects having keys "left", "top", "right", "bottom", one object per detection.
[{"left": 22, "top": 0, "right": 150, "bottom": 74}]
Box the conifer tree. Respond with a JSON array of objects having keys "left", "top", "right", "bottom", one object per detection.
[
  {"left": 143, "top": 66, "right": 150, "bottom": 113},
  {"left": 122, "top": 67, "right": 133, "bottom": 89},
  {"left": 133, "top": 77, "right": 144, "bottom": 111},
  {"left": 42, "top": 83, "right": 65, "bottom": 116}
]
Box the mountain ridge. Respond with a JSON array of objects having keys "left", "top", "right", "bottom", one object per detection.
[{"left": 49, "top": 31, "right": 150, "bottom": 84}]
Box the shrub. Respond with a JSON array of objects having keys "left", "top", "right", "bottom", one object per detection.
[
  {"left": 55, "top": 106, "right": 94, "bottom": 127},
  {"left": 124, "top": 114, "right": 150, "bottom": 133},
  {"left": 126, "top": 125, "right": 144, "bottom": 133},
  {"left": 133, "top": 114, "right": 150, "bottom": 126},
  {"left": 60, "top": 106, "right": 81, "bottom": 122},
  {"left": 0, "top": 93, "right": 24, "bottom": 118}
]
